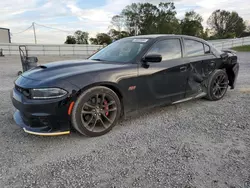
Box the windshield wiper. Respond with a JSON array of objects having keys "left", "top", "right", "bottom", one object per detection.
[{"left": 91, "top": 58, "right": 104, "bottom": 61}]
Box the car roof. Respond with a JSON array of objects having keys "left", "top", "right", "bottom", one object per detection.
[
  {"left": 127, "top": 34, "right": 175, "bottom": 39},
  {"left": 127, "top": 34, "right": 202, "bottom": 39},
  {"left": 127, "top": 34, "right": 208, "bottom": 44}
]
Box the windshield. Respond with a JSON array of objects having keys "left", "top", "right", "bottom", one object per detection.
[{"left": 89, "top": 38, "right": 150, "bottom": 63}]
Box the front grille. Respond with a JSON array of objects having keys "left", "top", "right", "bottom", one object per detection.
[{"left": 15, "top": 85, "right": 30, "bottom": 98}]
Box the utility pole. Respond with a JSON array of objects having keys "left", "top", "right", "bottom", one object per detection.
[{"left": 32, "top": 22, "right": 37, "bottom": 44}]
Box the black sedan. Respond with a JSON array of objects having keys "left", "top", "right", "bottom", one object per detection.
[{"left": 11, "top": 35, "right": 239, "bottom": 137}]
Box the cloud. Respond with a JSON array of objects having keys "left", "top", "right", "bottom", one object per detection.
[{"left": 2, "top": 0, "right": 250, "bottom": 44}]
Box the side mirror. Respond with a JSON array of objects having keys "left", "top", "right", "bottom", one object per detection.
[{"left": 142, "top": 54, "right": 162, "bottom": 63}]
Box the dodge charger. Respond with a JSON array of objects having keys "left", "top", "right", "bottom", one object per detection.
[{"left": 11, "top": 35, "right": 239, "bottom": 137}]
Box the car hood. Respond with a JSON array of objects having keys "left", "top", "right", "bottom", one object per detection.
[{"left": 21, "top": 59, "right": 127, "bottom": 81}]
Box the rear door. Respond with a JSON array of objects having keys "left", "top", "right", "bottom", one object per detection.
[
  {"left": 137, "top": 37, "right": 190, "bottom": 108},
  {"left": 183, "top": 38, "right": 218, "bottom": 97}
]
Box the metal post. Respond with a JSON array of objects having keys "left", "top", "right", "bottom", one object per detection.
[
  {"left": 0, "top": 48, "right": 4, "bottom": 57},
  {"left": 32, "top": 22, "right": 37, "bottom": 44},
  {"left": 87, "top": 45, "right": 88, "bottom": 57}
]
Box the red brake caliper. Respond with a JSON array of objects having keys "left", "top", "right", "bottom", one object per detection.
[{"left": 103, "top": 100, "right": 109, "bottom": 116}]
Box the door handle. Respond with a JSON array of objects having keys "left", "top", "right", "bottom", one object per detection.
[{"left": 180, "top": 66, "right": 187, "bottom": 72}]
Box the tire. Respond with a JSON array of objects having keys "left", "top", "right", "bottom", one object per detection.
[
  {"left": 71, "top": 86, "right": 121, "bottom": 137},
  {"left": 206, "top": 69, "right": 229, "bottom": 101}
]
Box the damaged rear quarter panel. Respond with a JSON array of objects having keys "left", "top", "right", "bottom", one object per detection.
[
  {"left": 185, "top": 54, "right": 221, "bottom": 96},
  {"left": 220, "top": 52, "right": 239, "bottom": 89}
]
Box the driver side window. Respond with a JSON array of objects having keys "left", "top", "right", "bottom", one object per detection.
[{"left": 147, "top": 39, "right": 182, "bottom": 61}]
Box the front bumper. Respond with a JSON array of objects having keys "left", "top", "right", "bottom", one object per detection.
[
  {"left": 14, "top": 111, "right": 70, "bottom": 136},
  {"left": 11, "top": 88, "right": 71, "bottom": 136}
]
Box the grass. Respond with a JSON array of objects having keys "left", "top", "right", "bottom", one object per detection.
[{"left": 232, "top": 45, "right": 250, "bottom": 52}]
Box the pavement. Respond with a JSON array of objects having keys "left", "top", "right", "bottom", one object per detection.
[{"left": 0, "top": 54, "right": 249, "bottom": 188}]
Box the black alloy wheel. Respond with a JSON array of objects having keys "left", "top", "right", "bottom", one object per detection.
[
  {"left": 71, "top": 86, "right": 121, "bottom": 137},
  {"left": 212, "top": 74, "right": 228, "bottom": 99},
  {"left": 206, "top": 69, "right": 229, "bottom": 101}
]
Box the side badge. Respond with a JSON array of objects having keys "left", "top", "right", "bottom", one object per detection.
[{"left": 128, "top": 86, "right": 136, "bottom": 91}]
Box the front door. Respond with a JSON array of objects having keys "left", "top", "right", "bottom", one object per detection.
[{"left": 136, "top": 38, "right": 190, "bottom": 108}]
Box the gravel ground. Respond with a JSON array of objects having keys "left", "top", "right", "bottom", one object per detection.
[{"left": 0, "top": 54, "right": 250, "bottom": 188}]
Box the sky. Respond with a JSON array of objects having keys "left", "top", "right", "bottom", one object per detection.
[{"left": 1, "top": 0, "right": 250, "bottom": 44}]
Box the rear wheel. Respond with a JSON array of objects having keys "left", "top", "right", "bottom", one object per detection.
[
  {"left": 71, "top": 86, "right": 121, "bottom": 137},
  {"left": 206, "top": 69, "right": 229, "bottom": 101}
]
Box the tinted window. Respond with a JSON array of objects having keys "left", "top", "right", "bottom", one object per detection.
[
  {"left": 204, "top": 44, "right": 210, "bottom": 54},
  {"left": 147, "top": 39, "right": 182, "bottom": 61},
  {"left": 185, "top": 39, "right": 204, "bottom": 57}
]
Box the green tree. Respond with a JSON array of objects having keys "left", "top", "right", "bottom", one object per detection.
[
  {"left": 89, "top": 38, "right": 98, "bottom": 45},
  {"left": 246, "top": 25, "right": 250, "bottom": 32},
  {"left": 137, "top": 3, "right": 158, "bottom": 34},
  {"left": 241, "top": 25, "right": 250, "bottom": 37},
  {"left": 111, "top": 15, "right": 124, "bottom": 32},
  {"left": 181, "top": 11, "right": 203, "bottom": 37},
  {"left": 207, "top": 10, "right": 246, "bottom": 38},
  {"left": 121, "top": 3, "right": 140, "bottom": 35},
  {"left": 157, "top": 2, "right": 181, "bottom": 34},
  {"left": 74, "top": 30, "right": 89, "bottom": 44},
  {"left": 120, "top": 2, "right": 180, "bottom": 35},
  {"left": 90, "top": 33, "right": 112, "bottom": 45},
  {"left": 230, "top": 12, "right": 246, "bottom": 37},
  {"left": 96, "top": 33, "right": 112, "bottom": 45},
  {"left": 200, "top": 28, "right": 209, "bottom": 40},
  {"left": 108, "top": 29, "right": 130, "bottom": 41},
  {"left": 64, "top": 35, "right": 76, "bottom": 44}
]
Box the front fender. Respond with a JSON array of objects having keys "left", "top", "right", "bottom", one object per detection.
[{"left": 66, "top": 67, "right": 138, "bottom": 115}]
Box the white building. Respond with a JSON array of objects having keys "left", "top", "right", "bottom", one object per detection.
[{"left": 0, "top": 28, "right": 11, "bottom": 43}]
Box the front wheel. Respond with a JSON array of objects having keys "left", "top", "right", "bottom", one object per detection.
[
  {"left": 206, "top": 69, "right": 229, "bottom": 101},
  {"left": 71, "top": 86, "right": 121, "bottom": 137}
]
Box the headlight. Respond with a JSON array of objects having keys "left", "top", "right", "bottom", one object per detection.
[{"left": 30, "top": 88, "right": 67, "bottom": 99}]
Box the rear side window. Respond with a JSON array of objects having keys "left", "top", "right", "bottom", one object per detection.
[
  {"left": 147, "top": 39, "right": 182, "bottom": 61},
  {"left": 185, "top": 39, "right": 204, "bottom": 57}
]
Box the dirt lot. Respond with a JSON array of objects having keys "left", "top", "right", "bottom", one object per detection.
[{"left": 0, "top": 54, "right": 250, "bottom": 188}]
